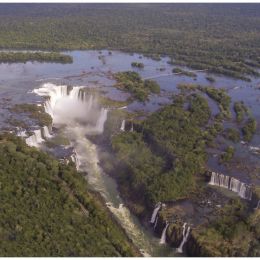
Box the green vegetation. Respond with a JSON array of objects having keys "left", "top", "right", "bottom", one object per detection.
[
  {"left": 0, "top": 51, "right": 72, "bottom": 64},
  {"left": 199, "top": 86, "right": 231, "bottom": 119},
  {"left": 242, "top": 118, "right": 257, "bottom": 142},
  {"left": 10, "top": 104, "right": 52, "bottom": 126},
  {"left": 177, "top": 83, "right": 198, "bottom": 92},
  {"left": 114, "top": 71, "right": 160, "bottom": 102},
  {"left": 205, "top": 76, "right": 215, "bottom": 83},
  {"left": 192, "top": 199, "right": 260, "bottom": 256},
  {"left": 172, "top": 67, "right": 197, "bottom": 78},
  {"left": 234, "top": 101, "right": 249, "bottom": 123},
  {"left": 0, "top": 133, "right": 137, "bottom": 256},
  {"left": 223, "top": 128, "right": 240, "bottom": 143},
  {"left": 0, "top": 4, "right": 259, "bottom": 79},
  {"left": 220, "top": 146, "right": 235, "bottom": 163},
  {"left": 111, "top": 94, "right": 212, "bottom": 208},
  {"left": 131, "top": 62, "right": 144, "bottom": 68}
]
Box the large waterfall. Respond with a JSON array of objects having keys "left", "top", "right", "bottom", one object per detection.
[
  {"left": 33, "top": 83, "right": 108, "bottom": 131},
  {"left": 209, "top": 171, "right": 252, "bottom": 200},
  {"left": 30, "top": 83, "right": 159, "bottom": 257},
  {"left": 159, "top": 222, "right": 169, "bottom": 244},
  {"left": 177, "top": 223, "right": 191, "bottom": 253}
]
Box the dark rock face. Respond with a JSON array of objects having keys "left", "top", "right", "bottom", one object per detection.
[
  {"left": 166, "top": 222, "right": 184, "bottom": 248},
  {"left": 186, "top": 231, "right": 202, "bottom": 257}
]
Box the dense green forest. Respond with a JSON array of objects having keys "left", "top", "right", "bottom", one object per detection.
[
  {"left": 192, "top": 199, "right": 260, "bottom": 256},
  {"left": 0, "top": 4, "right": 260, "bottom": 79},
  {"left": 0, "top": 52, "right": 72, "bottom": 63},
  {"left": 0, "top": 133, "right": 137, "bottom": 256},
  {"left": 114, "top": 71, "right": 160, "bottom": 102},
  {"left": 110, "top": 93, "right": 213, "bottom": 212}
]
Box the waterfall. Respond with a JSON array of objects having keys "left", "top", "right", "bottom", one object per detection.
[
  {"left": 209, "top": 171, "right": 219, "bottom": 186},
  {"left": 32, "top": 83, "right": 108, "bottom": 135},
  {"left": 95, "top": 108, "right": 108, "bottom": 134},
  {"left": 209, "top": 171, "right": 229, "bottom": 188},
  {"left": 120, "top": 119, "right": 125, "bottom": 131},
  {"left": 42, "top": 126, "right": 52, "bottom": 139},
  {"left": 150, "top": 202, "right": 162, "bottom": 224},
  {"left": 177, "top": 223, "right": 191, "bottom": 253},
  {"left": 209, "top": 172, "right": 252, "bottom": 200},
  {"left": 25, "top": 129, "right": 44, "bottom": 147},
  {"left": 31, "top": 83, "right": 159, "bottom": 256},
  {"left": 17, "top": 128, "right": 27, "bottom": 137},
  {"left": 130, "top": 122, "right": 134, "bottom": 132},
  {"left": 159, "top": 222, "right": 169, "bottom": 244},
  {"left": 71, "top": 149, "right": 80, "bottom": 171},
  {"left": 153, "top": 216, "right": 158, "bottom": 230}
]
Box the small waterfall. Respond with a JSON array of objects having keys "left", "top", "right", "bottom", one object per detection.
[
  {"left": 17, "top": 128, "right": 27, "bottom": 137},
  {"left": 159, "top": 222, "right": 169, "bottom": 244},
  {"left": 120, "top": 119, "right": 125, "bottom": 131},
  {"left": 153, "top": 216, "right": 158, "bottom": 230},
  {"left": 130, "top": 122, "right": 134, "bottom": 132},
  {"left": 71, "top": 150, "right": 80, "bottom": 171},
  {"left": 177, "top": 223, "right": 191, "bottom": 253},
  {"left": 25, "top": 129, "right": 44, "bottom": 147},
  {"left": 95, "top": 108, "right": 108, "bottom": 134},
  {"left": 42, "top": 126, "right": 52, "bottom": 139},
  {"left": 150, "top": 202, "right": 162, "bottom": 224},
  {"left": 209, "top": 172, "right": 252, "bottom": 200}
]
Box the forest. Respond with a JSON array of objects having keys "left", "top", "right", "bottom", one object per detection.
[
  {"left": 114, "top": 71, "right": 160, "bottom": 102},
  {"left": 0, "top": 52, "right": 72, "bottom": 64},
  {"left": 0, "top": 4, "right": 260, "bottom": 79},
  {"left": 111, "top": 93, "right": 212, "bottom": 211},
  {"left": 0, "top": 133, "right": 137, "bottom": 256}
]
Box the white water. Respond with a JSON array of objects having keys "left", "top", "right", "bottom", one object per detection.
[
  {"left": 177, "top": 223, "right": 191, "bottom": 253},
  {"left": 120, "top": 119, "right": 125, "bottom": 131},
  {"left": 25, "top": 129, "right": 44, "bottom": 147},
  {"left": 150, "top": 202, "right": 162, "bottom": 224},
  {"left": 32, "top": 82, "right": 156, "bottom": 257},
  {"left": 154, "top": 216, "right": 158, "bottom": 230},
  {"left": 159, "top": 222, "right": 169, "bottom": 244},
  {"left": 43, "top": 126, "right": 52, "bottom": 139},
  {"left": 71, "top": 149, "right": 80, "bottom": 171},
  {"left": 130, "top": 122, "right": 134, "bottom": 132},
  {"left": 209, "top": 172, "right": 252, "bottom": 200}
]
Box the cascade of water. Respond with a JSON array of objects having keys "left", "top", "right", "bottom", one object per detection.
[
  {"left": 42, "top": 126, "right": 52, "bottom": 139},
  {"left": 25, "top": 129, "right": 44, "bottom": 147},
  {"left": 71, "top": 151, "right": 80, "bottom": 171},
  {"left": 17, "top": 129, "right": 27, "bottom": 137},
  {"left": 219, "top": 174, "right": 230, "bottom": 188},
  {"left": 95, "top": 108, "right": 108, "bottom": 134},
  {"left": 230, "top": 177, "right": 241, "bottom": 193},
  {"left": 209, "top": 171, "right": 219, "bottom": 186},
  {"left": 209, "top": 172, "right": 252, "bottom": 200},
  {"left": 130, "top": 122, "right": 134, "bottom": 132},
  {"left": 153, "top": 216, "right": 158, "bottom": 230},
  {"left": 120, "top": 119, "right": 125, "bottom": 131},
  {"left": 150, "top": 202, "right": 162, "bottom": 224},
  {"left": 31, "top": 83, "right": 161, "bottom": 256},
  {"left": 177, "top": 223, "right": 191, "bottom": 253},
  {"left": 159, "top": 222, "right": 169, "bottom": 244}
]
